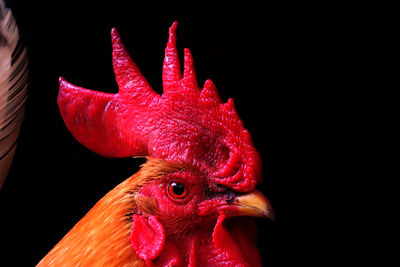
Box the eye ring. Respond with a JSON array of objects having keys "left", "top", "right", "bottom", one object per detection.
[{"left": 168, "top": 182, "right": 188, "bottom": 199}]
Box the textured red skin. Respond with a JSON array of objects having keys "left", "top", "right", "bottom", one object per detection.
[
  {"left": 130, "top": 215, "right": 165, "bottom": 261},
  {"left": 58, "top": 22, "right": 261, "bottom": 192},
  {"left": 212, "top": 215, "right": 261, "bottom": 267},
  {"left": 133, "top": 171, "right": 262, "bottom": 266},
  {"left": 148, "top": 216, "right": 261, "bottom": 267},
  {"left": 130, "top": 215, "right": 261, "bottom": 267}
]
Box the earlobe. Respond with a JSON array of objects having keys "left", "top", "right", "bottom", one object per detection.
[{"left": 130, "top": 215, "right": 165, "bottom": 261}]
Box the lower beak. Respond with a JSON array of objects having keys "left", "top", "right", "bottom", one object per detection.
[{"left": 224, "top": 190, "right": 275, "bottom": 220}]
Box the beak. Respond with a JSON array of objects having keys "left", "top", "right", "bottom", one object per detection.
[{"left": 222, "top": 190, "right": 275, "bottom": 220}]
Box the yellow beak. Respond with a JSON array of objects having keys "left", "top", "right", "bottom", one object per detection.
[{"left": 233, "top": 190, "right": 275, "bottom": 220}]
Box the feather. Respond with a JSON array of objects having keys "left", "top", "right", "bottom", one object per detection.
[
  {"left": 0, "top": 0, "right": 29, "bottom": 188},
  {"left": 36, "top": 157, "right": 181, "bottom": 266}
]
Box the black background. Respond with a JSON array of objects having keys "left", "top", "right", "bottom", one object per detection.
[{"left": 0, "top": 0, "right": 303, "bottom": 266}]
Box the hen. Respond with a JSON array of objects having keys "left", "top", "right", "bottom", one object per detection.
[{"left": 37, "top": 22, "right": 273, "bottom": 267}]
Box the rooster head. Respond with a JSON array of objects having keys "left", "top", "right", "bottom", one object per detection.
[{"left": 57, "top": 21, "right": 273, "bottom": 266}]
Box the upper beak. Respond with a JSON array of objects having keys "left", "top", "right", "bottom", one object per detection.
[
  {"left": 197, "top": 189, "right": 275, "bottom": 220},
  {"left": 233, "top": 190, "right": 275, "bottom": 220}
]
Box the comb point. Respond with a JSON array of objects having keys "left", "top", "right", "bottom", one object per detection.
[
  {"left": 163, "top": 21, "right": 182, "bottom": 93},
  {"left": 168, "top": 21, "right": 178, "bottom": 44},
  {"left": 200, "top": 79, "right": 222, "bottom": 108},
  {"left": 59, "top": 76, "right": 66, "bottom": 84},
  {"left": 182, "top": 48, "right": 199, "bottom": 89}
]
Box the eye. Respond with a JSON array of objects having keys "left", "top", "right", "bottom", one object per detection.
[{"left": 168, "top": 182, "right": 188, "bottom": 199}]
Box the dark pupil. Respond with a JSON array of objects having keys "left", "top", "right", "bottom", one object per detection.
[{"left": 172, "top": 183, "right": 185, "bottom": 195}]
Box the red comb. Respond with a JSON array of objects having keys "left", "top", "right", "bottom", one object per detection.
[{"left": 58, "top": 21, "right": 261, "bottom": 191}]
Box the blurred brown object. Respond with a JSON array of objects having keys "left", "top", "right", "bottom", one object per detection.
[{"left": 0, "top": 0, "right": 29, "bottom": 188}]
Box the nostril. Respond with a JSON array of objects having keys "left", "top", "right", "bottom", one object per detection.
[
  {"left": 213, "top": 183, "right": 228, "bottom": 193},
  {"left": 212, "top": 183, "right": 241, "bottom": 197},
  {"left": 205, "top": 183, "right": 229, "bottom": 198},
  {"left": 226, "top": 197, "right": 234, "bottom": 204},
  {"left": 208, "top": 182, "right": 228, "bottom": 194}
]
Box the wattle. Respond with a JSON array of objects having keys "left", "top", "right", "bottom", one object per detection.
[
  {"left": 186, "top": 215, "right": 261, "bottom": 267},
  {"left": 147, "top": 214, "right": 261, "bottom": 266}
]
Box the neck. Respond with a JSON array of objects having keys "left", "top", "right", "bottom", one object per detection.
[{"left": 37, "top": 174, "right": 143, "bottom": 267}]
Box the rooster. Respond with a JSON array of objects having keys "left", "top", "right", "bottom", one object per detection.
[{"left": 37, "top": 22, "right": 274, "bottom": 267}]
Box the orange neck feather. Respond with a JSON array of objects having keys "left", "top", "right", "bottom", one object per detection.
[{"left": 37, "top": 158, "right": 182, "bottom": 267}]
